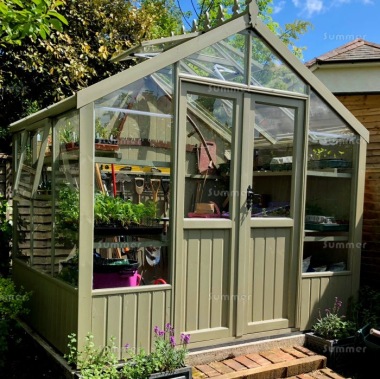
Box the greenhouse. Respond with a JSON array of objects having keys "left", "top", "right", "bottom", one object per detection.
[{"left": 10, "top": 1, "right": 368, "bottom": 357}]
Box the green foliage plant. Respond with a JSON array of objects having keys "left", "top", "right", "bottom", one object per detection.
[
  {"left": 65, "top": 324, "right": 191, "bottom": 379},
  {"left": 66, "top": 333, "right": 119, "bottom": 379},
  {"left": 0, "top": 277, "right": 31, "bottom": 368},
  {"left": 0, "top": 195, "right": 12, "bottom": 241},
  {"left": 0, "top": 195, "right": 12, "bottom": 274},
  {"left": 55, "top": 184, "right": 80, "bottom": 245},
  {"left": 0, "top": 0, "right": 68, "bottom": 45},
  {"left": 311, "top": 297, "right": 356, "bottom": 340},
  {"left": 348, "top": 286, "right": 380, "bottom": 330},
  {"left": 59, "top": 121, "right": 78, "bottom": 144},
  {"left": 57, "top": 184, "right": 159, "bottom": 233},
  {"left": 121, "top": 323, "right": 191, "bottom": 378}
]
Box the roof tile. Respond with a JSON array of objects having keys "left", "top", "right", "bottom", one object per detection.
[{"left": 306, "top": 39, "right": 380, "bottom": 67}]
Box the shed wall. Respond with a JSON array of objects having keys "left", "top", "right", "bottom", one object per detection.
[{"left": 337, "top": 94, "right": 380, "bottom": 290}]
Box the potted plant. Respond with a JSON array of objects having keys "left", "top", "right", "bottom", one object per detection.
[
  {"left": 65, "top": 324, "right": 192, "bottom": 379},
  {"left": 59, "top": 122, "right": 79, "bottom": 151},
  {"left": 93, "top": 191, "right": 161, "bottom": 236},
  {"left": 305, "top": 297, "right": 356, "bottom": 370},
  {"left": 308, "top": 146, "right": 352, "bottom": 170},
  {"left": 121, "top": 324, "right": 192, "bottom": 378},
  {"left": 94, "top": 118, "right": 119, "bottom": 151},
  {"left": 56, "top": 184, "right": 163, "bottom": 244}
]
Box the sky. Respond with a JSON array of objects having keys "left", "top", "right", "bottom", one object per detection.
[
  {"left": 178, "top": 0, "right": 380, "bottom": 63},
  {"left": 272, "top": 0, "right": 380, "bottom": 63}
]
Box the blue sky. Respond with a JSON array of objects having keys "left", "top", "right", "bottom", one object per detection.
[
  {"left": 265, "top": 0, "right": 380, "bottom": 62},
  {"left": 178, "top": 1, "right": 379, "bottom": 63}
]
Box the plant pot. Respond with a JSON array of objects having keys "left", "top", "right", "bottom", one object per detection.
[
  {"left": 93, "top": 259, "right": 140, "bottom": 289},
  {"left": 149, "top": 366, "right": 192, "bottom": 379},
  {"left": 305, "top": 332, "right": 356, "bottom": 371},
  {"left": 308, "top": 159, "right": 351, "bottom": 170},
  {"left": 95, "top": 139, "right": 119, "bottom": 151},
  {"left": 94, "top": 224, "right": 163, "bottom": 236}
]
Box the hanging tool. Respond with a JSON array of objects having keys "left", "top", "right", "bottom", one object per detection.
[
  {"left": 161, "top": 179, "right": 170, "bottom": 235},
  {"left": 95, "top": 163, "right": 105, "bottom": 193},
  {"left": 134, "top": 177, "right": 145, "bottom": 203},
  {"left": 111, "top": 164, "right": 117, "bottom": 197},
  {"left": 161, "top": 179, "right": 170, "bottom": 217},
  {"left": 115, "top": 171, "right": 131, "bottom": 199},
  {"left": 150, "top": 179, "right": 161, "bottom": 203}
]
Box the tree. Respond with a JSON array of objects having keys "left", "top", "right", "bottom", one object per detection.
[
  {"left": 0, "top": 0, "right": 68, "bottom": 45},
  {"left": 0, "top": 0, "right": 311, "bottom": 150},
  {"left": 0, "top": 0, "right": 182, "bottom": 150},
  {"left": 177, "top": 0, "right": 312, "bottom": 58}
]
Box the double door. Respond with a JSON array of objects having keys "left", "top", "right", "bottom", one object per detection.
[{"left": 175, "top": 81, "right": 306, "bottom": 342}]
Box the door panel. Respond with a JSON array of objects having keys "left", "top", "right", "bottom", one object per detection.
[
  {"left": 177, "top": 81, "right": 305, "bottom": 342},
  {"left": 237, "top": 94, "right": 305, "bottom": 335},
  {"left": 247, "top": 227, "right": 292, "bottom": 332}
]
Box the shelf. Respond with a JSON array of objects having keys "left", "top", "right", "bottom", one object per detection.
[
  {"left": 253, "top": 170, "right": 292, "bottom": 176},
  {"left": 95, "top": 158, "right": 170, "bottom": 167},
  {"left": 307, "top": 170, "right": 351, "bottom": 178},
  {"left": 250, "top": 169, "right": 351, "bottom": 178},
  {"left": 302, "top": 271, "right": 351, "bottom": 278},
  {"left": 304, "top": 235, "right": 349, "bottom": 242},
  {"left": 94, "top": 240, "right": 167, "bottom": 249},
  {"left": 185, "top": 174, "right": 221, "bottom": 179}
]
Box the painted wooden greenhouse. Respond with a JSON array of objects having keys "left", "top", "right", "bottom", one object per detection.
[{"left": 10, "top": 1, "right": 368, "bottom": 358}]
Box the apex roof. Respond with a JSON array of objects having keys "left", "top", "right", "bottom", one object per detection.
[{"left": 306, "top": 38, "right": 380, "bottom": 67}]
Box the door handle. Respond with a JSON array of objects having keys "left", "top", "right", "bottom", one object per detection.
[{"left": 246, "top": 185, "right": 254, "bottom": 210}]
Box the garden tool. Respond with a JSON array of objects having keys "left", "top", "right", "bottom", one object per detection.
[
  {"left": 116, "top": 171, "right": 131, "bottom": 199},
  {"left": 111, "top": 164, "right": 117, "bottom": 197},
  {"left": 161, "top": 179, "right": 170, "bottom": 217},
  {"left": 134, "top": 177, "right": 144, "bottom": 203},
  {"left": 95, "top": 163, "right": 105, "bottom": 193},
  {"left": 150, "top": 178, "right": 161, "bottom": 203},
  {"left": 145, "top": 246, "right": 161, "bottom": 266}
]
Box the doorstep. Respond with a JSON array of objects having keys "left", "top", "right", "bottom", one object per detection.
[
  {"left": 187, "top": 334, "right": 348, "bottom": 379},
  {"left": 191, "top": 345, "right": 326, "bottom": 378}
]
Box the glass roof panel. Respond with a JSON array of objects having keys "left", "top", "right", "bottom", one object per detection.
[
  {"left": 94, "top": 66, "right": 174, "bottom": 142},
  {"left": 250, "top": 31, "right": 307, "bottom": 94},
  {"left": 309, "top": 90, "right": 356, "bottom": 141},
  {"left": 308, "top": 90, "right": 356, "bottom": 164},
  {"left": 179, "top": 32, "right": 247, "bottom": 84},
  {"left": 112, "top": 33, "right": 200, "bottom": 62}
]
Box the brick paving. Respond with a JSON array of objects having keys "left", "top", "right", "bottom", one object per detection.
[{"left": 191, "top": 346, "right": 347, "bottom": 379}]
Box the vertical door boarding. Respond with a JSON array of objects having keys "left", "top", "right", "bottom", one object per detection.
[
  {"left": 175, "top": 80, "right": 306, "bottom": 344},
  {"left": 237, "top": 93, "right": 306, "bottom": 336}
]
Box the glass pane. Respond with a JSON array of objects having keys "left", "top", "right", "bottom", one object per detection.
[
  {"left": 57, "top": 110, "right": 80, "bottom": 151},
  {"left": 14, "top": 131, "right": 34, "bottom": 264},
  {"left": 95, "top": 66, "right": 173, "bottom": 161},
  {"left": 303, "top": 90, "right": 356, "bottom": 273},
  {"left": 93, "top": 68, "right": 173, "bottom": 288},
  {"left": 14, "top": 127, "right": 54, "bottom": 275},
  {"left": 180, "top": 33, "right": 247, "bottom": 84},
  {"left": 250, "top": 31, "right": 307, "bottom": 94},
  {"left": 252, "top": 103, "right": 295, "bottom": 217},
  {"left": 185, "top": 93, "right": 234, "bottom": 218},
  {"left": 308, "top": 91, "right": 356, "bottom": 169},
  {"left": 54, "top": 111, "right": 80, "bottom": 286}
]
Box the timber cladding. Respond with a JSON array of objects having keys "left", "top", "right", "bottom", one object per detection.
[{"left": 337, "top": 94, "right": 380, "bottom": 290}]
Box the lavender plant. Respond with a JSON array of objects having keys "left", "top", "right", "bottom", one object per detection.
[{"left": 312, "top": 297, "right": 356, "bottom": 340}]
